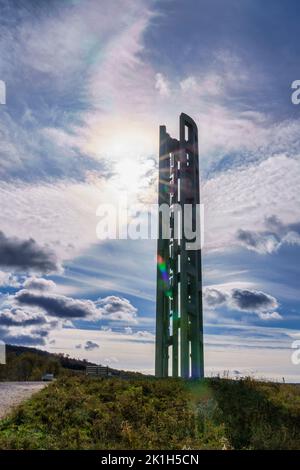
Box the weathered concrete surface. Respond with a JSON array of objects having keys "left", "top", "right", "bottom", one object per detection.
[{"left": 0, "top": 382, "right": 47, "bottom": 419}]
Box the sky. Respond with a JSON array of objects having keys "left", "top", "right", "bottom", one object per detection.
[{"left": 0, "top": 0, "right": 299, "bottom": 381}]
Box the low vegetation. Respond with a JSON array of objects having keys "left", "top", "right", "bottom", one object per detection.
[{"left": 0, "top": 375, "right": 299, "bottom": 450}]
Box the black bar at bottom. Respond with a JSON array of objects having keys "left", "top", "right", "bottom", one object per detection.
[{"left": 0, "top": 449, "right": 299, "bottom": 466}]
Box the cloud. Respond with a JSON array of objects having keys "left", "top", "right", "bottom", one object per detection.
[
  {"left": 0, "top": 110, "right": 106, "bottom": 184},
  {"left": 259, "top": 312, "right": 282, "bottom": 321},
  {"left": 15, "top": 290, "right": 100, "bottom": 320},
  {"left": 203, "top": 155, "right": 300, "bottom": 253},
  {"left": 0, "top": 0, "right": 136, "bottom": 183},
  {"left": 23, "top": 277, "right": 56, "bottom": 291},
  {"left": 0, "top": 330, "right": 47, "bottom": 346},
  {"left": 0, "top": 271, "right": 22, "bottom": 288},
  {"left": 0, "top": 180, "right": 108, "bottom": 262},
  {"left": 155, "top": 73, "right": 170, "bottom": 97},
  {"left": 135, "top": 330, "right": 155, "bottom": 341},
  {"left": 2, "top": 1, "right": 299, "bottom": 269},
  {"left": 236, "top": 229, "right": 280, "bottom": 254},
  {"left": 122, "top": 327, "right": 155, "bottom": 342},
  {"left": 180, "top": 74, "right": 223, "bottom": 96},
  {"left": 0, "top": 232, "right": 59, "bottom": 273},
  {"left": 0, "top": 307, "right": 48, "bottom": 327},
  {"left": 231, "top": 288, "right": 278, "bottom": 312},
  {"left": 236, "top": 215, "right": 300, "bottom": 254},
  {"left": 0, "top": 320, "right": 51, "bottom": 347},
  {"left": 12, "top": 290, "right": 139, "bottom": 327},
  {"left": 96, "top": 296, "right": 138, "bottom": 323},
  {"left": 0, "top": 287, "right": 140, "bottom": 349},
  {"left": 84, "top": 340, "right": 99, "bottom": 351},
  {"left": 203, "top": 288, "right": 228, "bottom": 307},
  {"left": 203, "top": 286, "right": 282, "bottom": 321},
  {"left": 0, "top": 297, "right": 61, "bottom": 347}
]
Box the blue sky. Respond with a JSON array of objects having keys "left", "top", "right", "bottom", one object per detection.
[{"left": 0, "top": 0, "right": 299, "bottom": 380}]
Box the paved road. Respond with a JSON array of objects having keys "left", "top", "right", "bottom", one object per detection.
[{"left": 0, "top": 382, "right": 47, "bottom": 419}]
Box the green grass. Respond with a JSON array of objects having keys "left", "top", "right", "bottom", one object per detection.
[{"left": 0, "top": 376, "right": 299, "bottom": 450}]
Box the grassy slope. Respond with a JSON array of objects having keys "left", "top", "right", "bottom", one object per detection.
[{"left": 0, "top": 376, "right": 300, "bottom": 450}]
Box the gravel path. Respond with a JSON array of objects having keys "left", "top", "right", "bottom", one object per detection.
[{"left": 0, "top": 382, "right": 47, "bottom": 419}]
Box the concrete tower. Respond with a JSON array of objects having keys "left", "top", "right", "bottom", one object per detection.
[{"left": 155, "top": 113, "right": 204, "bottom": 379}]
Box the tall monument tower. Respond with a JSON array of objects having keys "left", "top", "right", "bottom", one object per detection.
[{"left": 155, "top": 113, "right": 204, "bottom": 379}]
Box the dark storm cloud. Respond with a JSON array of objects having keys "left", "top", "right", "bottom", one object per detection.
[
  {"left": 84, "top": 340, "right": 99, "bottom": 351},
  {"left": 15, "top": 290, "right": 99, "bottom": 319},
  {"left": 0, "top": 232, "right": 59, "bottom": 273},
  {"left": 231, "top": 288, "right": 277, "bottom": 312}
]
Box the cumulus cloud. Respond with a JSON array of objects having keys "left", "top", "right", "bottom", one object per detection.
[
  {"left": 15, "top": 290, "right": 100, "bottom": 320},
  {"left": 203, "top": 288, "right": 228, "bottom": 307},
  {"left": 84, "top": 340, "right": 99, "bottom": 351},
  {"left": 259, "top": 312, "right": 282, "bottom": 320},
  {"left": 0, "top": 326, "right": 47, "bottom": 346},
  {"left": 203, "top": 286, "right": 282, "bottom": 321},
  {"left": 0, "top": 288, "right": 140, "bottom": 348},
  {"left": 0, "top": 232, "right": 59, "bottom": 273},
  {"left": 23, "top": 277, "right": 56, "bottom": 291},
  {"left": 231, "top": 288, "right": 278, "bottom": 312},
  {"left": 0, "top": 307, "right": 49, "bottom": 327},
  {"left": 14, "top": 291, "right": 139, "bottom": 324},
  {"left": 0, "top": 297, "right": 61, "bottom": 347},
  {"left": 96, "top": 296, "right": 138, "bottom": 323},
  {"left": 0, "top": 271, "right": 22, "bottom": 288}
]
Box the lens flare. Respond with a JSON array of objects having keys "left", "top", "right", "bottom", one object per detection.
[{"left": 157, "top": 255, "right": 172, "bottom": 297}]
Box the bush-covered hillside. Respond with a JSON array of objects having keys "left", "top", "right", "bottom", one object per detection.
[
  {"left": 0, "top": 375, "right": 299, "bottom": 450},
  {"left": 0, "top": 345, "right": 89, "bottom": 381},
  {"left": 0, "top": 345, "right": 141, "bottom": 381}
]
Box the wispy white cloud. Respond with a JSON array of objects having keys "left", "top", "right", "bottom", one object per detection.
[{"left": 155, "top": 73, "right": 170, "bottom": 97}]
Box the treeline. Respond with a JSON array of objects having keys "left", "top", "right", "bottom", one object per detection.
[
  {"left": 0, "top": 345, "right": 92, "bottom": 381},
  {"left": 0, "top": 345, "right": 146, "bottom": 381}
]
